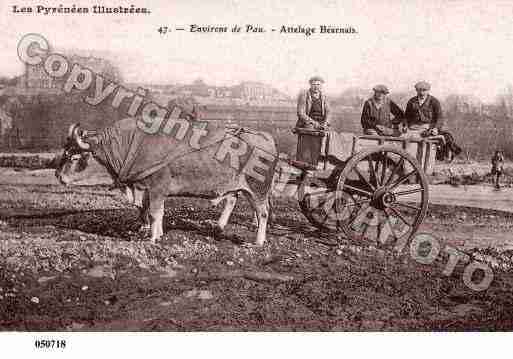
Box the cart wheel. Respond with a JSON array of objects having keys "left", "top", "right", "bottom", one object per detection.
[
  {"left": 298, "top": 174, "right": 359, "bottom": 232},
  {"left": 334, "top": 146, "right": 429, "bottom": 246}
]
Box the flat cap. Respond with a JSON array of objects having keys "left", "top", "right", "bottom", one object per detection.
[
  {"left": 372, "top": 84, "right": 389, "bottom": 94},
  {"left": 415, "top": 81, "right": 431, "bottom": 90},
  {"left": 309, "top": 76, "right": 325, "bottom": 84}
]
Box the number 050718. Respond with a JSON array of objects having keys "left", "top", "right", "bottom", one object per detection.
[{"left": 34, "top": 339, "right": 66, "bottom": 349}]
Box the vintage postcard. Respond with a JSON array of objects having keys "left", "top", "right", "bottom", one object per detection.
[{"left": 0, "top": 0, "right": 512, "bottom": 356}]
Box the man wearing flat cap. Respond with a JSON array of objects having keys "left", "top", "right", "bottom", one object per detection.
[
  {"left": 404, "top": 81, "right": 443, "bottom": 137},
  {"left": 296, "top": 76, "right": 331, "bottom": 130},
  {"left": 402, "top": 81, "right": 444, "bottom": 176},
  {"left": 361, "top": 84, "right": 405, "bottom": 136}
]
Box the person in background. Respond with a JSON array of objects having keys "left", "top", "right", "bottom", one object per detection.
[
  {"left": 404, "top": 81, "right": 443, "bottom": 138},
  {"left": 491, "top": 150, "right": 505, "bottom": 189},
  {"left": 361, "top": 84, "right": 405, "bottom": 136},
  {"left": 296, "top": 76, "right": 330, "bottom": 130}
]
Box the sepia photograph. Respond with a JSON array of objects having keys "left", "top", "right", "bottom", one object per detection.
[{"left": 1, "top": 0, "right": 513, "bottom": 356}]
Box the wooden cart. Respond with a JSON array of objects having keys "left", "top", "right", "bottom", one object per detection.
[{"left": 287, "top": 128, "right": 443, "bottom": 243}]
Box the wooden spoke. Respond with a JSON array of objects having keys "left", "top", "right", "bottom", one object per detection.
[
  {"left": 383, "top": 208, "right": 412, "bottom": 240},
  {"left": 308, "top": 189, "right": 331, "bottom": 197},
  {"left": 346, "top": 203, "right": 371, "bottom": 228},
  {"left": 368, "top": 157, "right": 378, "bottom": 188},
  {"left": 343, "top": 184, "right": 373, "bottom": 198},
  {"left": 394, "top": 201, "right": 422, "bottom": 212},
  {"left": 380, "top": 153, "right": 388, "bottom": 186},
  {"left": 384, "top": 157, "right": 404, "bottom": 187},
  {"left": 374, "top": 153, "right": 382, "bottom": 185},
  {"left": 393, "top": 187, "right": 424, "bottom": 196},
  {"left": 306, "top": 190, "right": 332, "bottom": 210},
  {"left": 387, "top": 205, "right": 413, "bottom": 227},
  {"left": 353, "top": 165, "right": 376, "bottom": 192},
  {"left": 338, "top": 198, "right": 371, "bottom": 208},
  {"left": 321, "top": 195, "right": 336, "bottom": 213},
  {"left": 347, "top": 191, "right": 361, "bottom": 205},
  {"left": 388, "top": 169, "right": 417, "bottom": 191},
  {"left": 332, "top": 198, "right": 345, "bottom": 230},
  {"left": 382, "top": 211, "right": 398, "bottom": 240}
]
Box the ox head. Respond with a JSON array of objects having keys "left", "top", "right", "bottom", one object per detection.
[{"left": 55, "top": 124, "right": 111, "bottom": 186}]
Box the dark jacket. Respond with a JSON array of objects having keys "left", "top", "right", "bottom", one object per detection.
[
  {"left": 361, "top": 97, "right": 404, "bottom": 130},
  {"left": 405, "top": 95, "right": 443, "bottom": 129},
  {"left": 492, "top": 153, "right": 505, "bottom": 174},
  {"left": 296, "top": 90, "right": 330, "bottom": 128}
]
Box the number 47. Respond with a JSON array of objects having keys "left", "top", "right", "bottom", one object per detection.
[{"left": 158, "top": 27, "right": 169, "bottom": 34}]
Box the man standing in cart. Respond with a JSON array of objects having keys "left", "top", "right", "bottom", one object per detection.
[
  {"left": 361, "top": 84, "right": 405, "bottom": 136},
  {"left": 296, "top": 76, "right": 331, "bottom": 130}
]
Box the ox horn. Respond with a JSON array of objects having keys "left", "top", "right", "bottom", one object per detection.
[
  {"left": 70, "top": 123, "right": 91, "bottom": 150},
  {"left": 68, "top": 123, "right": 80, "bottom": 139}
]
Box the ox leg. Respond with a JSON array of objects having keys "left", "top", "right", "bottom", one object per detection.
[
  {"left": 137, "top": 188, "right": 150, "bottom": 232},
  {"left": 138, "top": 208, "right": 150, "bottom": 231},
  {"left": 218, "top": 193, "right": 237, "bottom": 231},
  {"left": 254, "top": 199, "right": 270, "bottom": 246},
  {"left": 243, "top": 192, "right": 270, "bottom": 246},
  {"left": 148, "top": 193, "right": 165, "bottom": 242},
  {"left": 252, "top": 212, "right": 258, "bottom": 227},
  {"left": 252, "top": 196, "right": 273, "bottom": 228},
  {"left": 267, "top": 196, "right": 274, "bottom": 227}
]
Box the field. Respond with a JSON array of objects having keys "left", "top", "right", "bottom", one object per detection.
[{"left": 1, "top": 168, "right": 513, "bottom": 331}]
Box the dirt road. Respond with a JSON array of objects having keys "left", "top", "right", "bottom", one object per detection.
[{"left": 1, "top": 168, "right": 513, "bottom": 331}]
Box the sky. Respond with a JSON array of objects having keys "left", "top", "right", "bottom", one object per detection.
[{"left": 1, "top": 0, "right": 513, "bottom": 102}]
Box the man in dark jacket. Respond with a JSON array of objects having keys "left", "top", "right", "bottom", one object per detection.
[
  {"left": 491, "top": 150, "right": 505, "bottom": 189},
  {"left": 403, "top": 81, "right": 443, "bottom": 174},
  {"left": 296, "top": 76, "right": 330, "bottom": 129},
  {"left": 361, "top": 84, "right": 404, "bottom": 136},
  {"left": 404, "top": 81, "right": 443, "bottom": 137}
]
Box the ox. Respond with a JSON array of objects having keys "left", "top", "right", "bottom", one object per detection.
[{"left": 55, "top": 118, "right": 277, "bottom": 246}]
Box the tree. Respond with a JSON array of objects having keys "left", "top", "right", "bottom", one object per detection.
[
  {"left": 444, "top": 94, "right": 482, "bottom": 115},
  {"left": 334, "top": 87, "right": 369, "bottom": 108}
]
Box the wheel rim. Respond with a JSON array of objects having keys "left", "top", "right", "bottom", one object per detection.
[
  {"left": 298, "top": 175, "right": 358, "bottom": 232},
  {"left": 334, "top": 147, "right": 429, "bottom": 244}
]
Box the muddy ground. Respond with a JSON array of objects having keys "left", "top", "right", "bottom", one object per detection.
[{"left": 1, "top": 170, "right": 513, "bottom": 331}]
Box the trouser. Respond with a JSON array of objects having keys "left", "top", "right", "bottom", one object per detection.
[
  {"left": 363, "top": 126, "right": 401, "bottom": 137},
  {"left": 494, "top": 168, "right": 503, "bottom": 188},
  {"left": 363, "top": 128, "right": 379, "bottom": 135}
]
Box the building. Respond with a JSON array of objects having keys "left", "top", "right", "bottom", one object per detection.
[
  {"left": 18, "top": 63, "right": 59, "bottom": 90},
  {"left": 235, "top": 81, "right": 289, "bottom": 101},
  {"left": 162, "top": 79, "right": 289, "bottom": 103},
  {"left": 17, "top": 54, "right": 121, "bottom": 92},
  {"left": 238, "top": 81, "right": 273, "bottom": 100}
]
